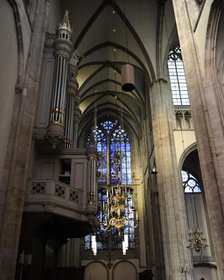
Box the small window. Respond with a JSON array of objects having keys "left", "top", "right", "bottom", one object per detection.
[{"left": 181, "top": 170, "right": 201, "bottom": 193}]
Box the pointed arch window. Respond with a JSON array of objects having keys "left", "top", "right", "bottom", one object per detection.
[
  {"left": 168, "top": 45, "right": 190, "bottom": 106},
  {"left": 181, "top": 170, "right": 211, "bottom": 256},
  {"left": 85, "top": 120, "right": 136, "bottom": 252}
]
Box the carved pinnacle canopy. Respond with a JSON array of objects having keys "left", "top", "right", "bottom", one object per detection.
[{"left": 58, "top": 10, "right": 73, "bottom": 39}]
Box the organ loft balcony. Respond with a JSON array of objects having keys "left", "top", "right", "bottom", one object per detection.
[{"left": 23, "top": 149, "right": 97, "bottom": 237}]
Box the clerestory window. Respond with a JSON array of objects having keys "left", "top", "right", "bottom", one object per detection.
[{"left": 168, "top": 45, "right": 190, "bottom": 106}]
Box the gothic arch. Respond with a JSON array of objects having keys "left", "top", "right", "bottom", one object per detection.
[
  {"left": 84, "top": 261, "right": 108, "bottom": 280},
  {"left": 205, "top": 0, "right": 224, "bottom": 123},
  {"left": 0, "top": 0, "right": 22, "bottom": 172},
  {"left": 7, "top": 0, "right": 25, "bottom": 89},
  {"left": 112, "top": 260, "right": 137, "bottom": 280},
  {"left": 178, "top": 143, "right": 197, "bottom": 172}
]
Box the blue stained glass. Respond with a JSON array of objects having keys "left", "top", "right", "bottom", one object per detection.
[
  {"left": 85, "top": 120, "right": 134, "bottom": 251},
  {"left": 110, "top": 142, "right": 116, "bottom": 150},
  {"left": 194, "top": 186, "right": 201, "bottom": 192},
  {"left": 101, "top": 120, "right": 115, "bottom": 134},
  {"left": 121, "top": 143, "right": 125, "bottom": 151},
  {"left": 84, "top": 235, "right": 91, "bottom": 250}
]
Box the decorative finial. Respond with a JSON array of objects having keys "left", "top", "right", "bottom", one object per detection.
[{"left": 58, "top": 10, "right": 73, "bottom": 40}]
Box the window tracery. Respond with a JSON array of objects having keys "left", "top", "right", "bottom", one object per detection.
[
  {"left": 85, "top": 120, "right": 135, "bottom": 251},
  {"left": 182, "top": 170, "right": 201, "bottom": 193},
  {"left": 168, "top": 45, "right": 190, "bottom": 106}
]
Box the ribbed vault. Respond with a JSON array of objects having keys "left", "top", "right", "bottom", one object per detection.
[{"left": 58, "top": 0, "right": 170, "bottom": 144}]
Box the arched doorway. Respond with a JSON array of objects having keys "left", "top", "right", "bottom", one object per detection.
[{"left": 113, "top": 261, "right": 137, "bottom": 280}]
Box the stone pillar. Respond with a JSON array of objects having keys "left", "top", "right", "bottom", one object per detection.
[
  {"left": 64, "top": 52, "right": 80, "bottom": 148},
  {"left": 0, "top": 1, "right": 49, "bottom": 279},
  {"left": 85, "top": 144, "right": 97, "bottom": 222},
  {"left": 45, "top": 11, "right": 73, "bottom": 149},
  {"left": 150, "top": 79, "right": 193, "bottom": 280},
  {"left": 172, "top": 1, "right": 224, "bottom": 278}
]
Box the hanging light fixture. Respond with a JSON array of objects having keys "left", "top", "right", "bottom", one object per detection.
[
  {"left": 121, "top": 64, "right": 135, "bottom": 92},
  {"left": 98, "top": 152, "right": 139, "bottom": 254},
  {"left": 90, "top": 125, "right": 139, "bottom": 257},
  {"left": 121, "top": 0, "right": 135, "bottom": 92},
  {"left": 187, "top": 226, "right": 208, "bottom": 253},
  {"left": 99, "top": 182, "right": 139, "bottom": 238}
]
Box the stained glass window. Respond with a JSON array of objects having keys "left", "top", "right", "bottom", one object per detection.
[
  {"left": 168, "top": 45, "right": 190, "bottom": 106},
  {"left": 85, "top": 120, "right": 135, "bottom": 251}
]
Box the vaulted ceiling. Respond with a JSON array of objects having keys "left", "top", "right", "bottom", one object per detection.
[{"left": 50, "top": 0, "right": 176, "bottom": 143}]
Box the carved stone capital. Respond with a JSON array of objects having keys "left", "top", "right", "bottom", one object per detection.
[{"left": 45, "top": 123, "right": 65, "bottom": 149}]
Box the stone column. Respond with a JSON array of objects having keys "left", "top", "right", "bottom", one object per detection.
[
  {"left": 0, "top": 1, "right": 49, "bottom": 279},
  {"left": 85, "top": 144, "right": 97, "bottom": 223},
  {"left": 150, "top": 79, "right": 193, "bottom": 280},
  {"left": 172, "top": 1, "right": 224, "bottom": 278},
  {"left": 45, "top": 10, "right": 73, "bottom": 149},
  {"left": 64, "top": 52, "right": 80, "bottom": 148}
]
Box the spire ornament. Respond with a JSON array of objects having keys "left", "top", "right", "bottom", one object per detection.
[{"left": 58, "top": 10, "right": 73, "bottom": 40}]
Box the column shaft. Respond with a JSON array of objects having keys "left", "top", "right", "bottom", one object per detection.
[{"left": 150, "top": 79, "right": 193, "bottom": 280}]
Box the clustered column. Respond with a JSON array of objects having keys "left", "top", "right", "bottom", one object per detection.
[
  {"left": 45, "top": 11, "right": 73, "bottom": 149},
  {"left": 150, "top": 79, "right": 193, "bottom": 279}
]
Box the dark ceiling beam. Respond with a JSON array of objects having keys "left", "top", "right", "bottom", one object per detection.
[
  {"left": 78, "top": 41, "right": 149, "bottom": 80},
  {"left": 78, "top": 60, "right": 145, "bottom": 103},
  {"left": 78, "top": 104, "right": 142, "bottom": 147},
  {"left": 74, "top": 2, "right": 107, "bottom": 50},
  {"left": 74, "top": 1, "right": 155, "bottom": 82}
]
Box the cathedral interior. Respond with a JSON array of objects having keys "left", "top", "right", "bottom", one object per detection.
[{"left": 0, "top": 0, "right": 224, "bottom": 279}]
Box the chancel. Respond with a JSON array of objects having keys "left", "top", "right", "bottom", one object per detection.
[{"left": 0, "top": 1, "right": 224, "bottom": 280}]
